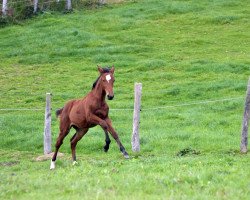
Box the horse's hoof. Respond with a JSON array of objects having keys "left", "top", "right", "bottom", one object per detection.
[
  {"left": 72, "top": 161, "right": 78, "bottom": 166},
  {"left": 50, "top": 160, "right": 56, "bottom": 170},
  {"left": 124, "top": 154, "right": 129, "bottom": 159},
  {"left": 103, "top": 146, "right": 109, "bottom": 152}
]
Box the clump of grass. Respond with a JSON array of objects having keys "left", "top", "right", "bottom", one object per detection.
[
  {"left": 211, "top": 16, "right": 241, "bottom": 25},
  {"left": 176, "top": 147, "right": 201, "bottom": 157}
]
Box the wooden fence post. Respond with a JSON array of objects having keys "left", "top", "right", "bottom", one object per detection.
[
  {"left": 240, "top": 78, "right": 250, "bottom": 153},
  {"left": 132, "top": 83, "right": 142, "bottom": 152},
  {"left": 66, "top": 0, "right": 72, "bottom": 11},
  {"left": 44, "top": 93, "right": 52, "bottom": 155},
  {"left": 34, "top": 0, "right": 38, "bottom": 13},
  {"left": 2, "top": 0, "right": 8, "bottom": 16},
  {"left": 99, "top": 0, "right": 106, "bottom": 4}
]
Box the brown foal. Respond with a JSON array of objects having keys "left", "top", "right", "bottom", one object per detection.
[{"left": 50, "top": 66, "right": 129, "bottom": 169}]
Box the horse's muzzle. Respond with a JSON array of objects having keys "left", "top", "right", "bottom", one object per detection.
[{"left": 107, "top": 95, "right": 114, "bottom": 100}]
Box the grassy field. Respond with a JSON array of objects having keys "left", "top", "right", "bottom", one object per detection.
[{"left": 0, "top": 0, "right": 250, "bottom": 199}]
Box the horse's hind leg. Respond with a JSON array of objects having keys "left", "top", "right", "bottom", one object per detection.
[
  {"left": 70, "top": 128, "right": 88, "bottom": 165},
  {"left": 50, "top": 125, "right": 70, "bottom": 170},
  {"left": 70, "top": 132, "right": 77, "bottom": 142}
]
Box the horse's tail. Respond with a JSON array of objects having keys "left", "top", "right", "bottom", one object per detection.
[{"left": 56, "top": 107, "right": 63, "bottom": 118}]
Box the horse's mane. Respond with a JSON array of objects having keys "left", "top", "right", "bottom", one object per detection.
[{"left": 92, "top": 67, "right": 111, "bottom": 89}]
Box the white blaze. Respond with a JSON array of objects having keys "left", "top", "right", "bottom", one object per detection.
[{"left": 106, "top": 74, "right": 111, "bottom": 83}]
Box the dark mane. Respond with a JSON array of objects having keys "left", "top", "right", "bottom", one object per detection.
[{"left": 92, "top": 67, "right": 111, "bottom": 89}]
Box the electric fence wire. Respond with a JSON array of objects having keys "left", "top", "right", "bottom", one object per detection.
[
  {"left": 1, "top": 0, "right": 98, "bottom": 7},
  {"left": 0, "top": 96, "right": 244, "bottom": 111}
]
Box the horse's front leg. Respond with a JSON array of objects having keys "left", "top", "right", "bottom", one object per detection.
[
  {"left": 103, "top": 130, "right": 111, "bottom": 152},
  {"left": 105, "top": 118, "right": 129, "bottom": 159},
  {"left": 88, "top": 114, "right": 111, "bottom": 151},
  {"left": 89, "top": 114, "right": 128, "bottom": 158},
  {"left": 94, "top": 110, "right": 111, "bottom": 152},
  {"left": 89, "top": 114, "right": 109, "bottom": 130}
]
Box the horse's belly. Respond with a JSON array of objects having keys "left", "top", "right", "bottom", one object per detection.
[{"left": 69, "top": 107, "right": 87, "bottom": 128}]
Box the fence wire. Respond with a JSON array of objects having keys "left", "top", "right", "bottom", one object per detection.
[
  {"left": 141, "top": 96, "right": 243, "bottom": 111},
  {"left": 0, "top": 96, "right": 244, "bottom": 112},
  {"left": 0, "top": 0, "right": 105, "bottom": 7}
]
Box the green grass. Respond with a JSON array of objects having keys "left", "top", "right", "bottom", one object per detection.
[{"left": 0, "top": 0, "right": 250, "bottom": 199}]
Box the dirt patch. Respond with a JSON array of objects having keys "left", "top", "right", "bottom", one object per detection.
[
  {"left": 0, "top": 161, "right": 20, "bottom": 167},
  {"left": 35, "top": 152, "right": 64, "bottom": 162}
]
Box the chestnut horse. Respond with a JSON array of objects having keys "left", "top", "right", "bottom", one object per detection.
[{"left": 50, "top": 66, "right": 129, "bottom": 170}]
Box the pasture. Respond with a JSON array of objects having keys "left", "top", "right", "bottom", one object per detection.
[{"left": 0, "top": 0, "right": 250, "bottom": 199}]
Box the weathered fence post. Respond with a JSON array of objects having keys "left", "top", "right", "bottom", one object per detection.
[
  {"left": 34, "top": 0, "right": 38, "bottom": 13},
  {"left": 132, "top": 83, "right": 142, "bottom": 152},
  {"left": 240, "top": 78, "right": 250, "bottom": 153},
  {"left": 2, "top": 0, "right": 8, "bottom": 16},
  {"left": 99, "top": 0, "right": 106, "bottom": 4},
  {"left": 66, "top": 0, "right": 72, "bottom": 11},
  {"left": 44, "top": 93, "right": 52, "bottom": 155}
]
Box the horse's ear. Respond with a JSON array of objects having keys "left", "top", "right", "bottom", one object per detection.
[
  {"left": 110, "top": 66, "right": 115, "bottom": 74},
  {"left": 97, "top": 66, "right": 103, "bottom": 74}
]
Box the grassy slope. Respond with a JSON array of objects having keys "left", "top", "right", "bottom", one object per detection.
[{"left": 0, "top": 0, "right": 250, "bottom": 199}]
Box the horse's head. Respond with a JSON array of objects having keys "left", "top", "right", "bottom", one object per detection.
[{"left": 98, "top": 66, "right": 115, "bottom": 100}]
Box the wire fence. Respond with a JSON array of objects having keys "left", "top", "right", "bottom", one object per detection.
[
  {"left": 0, "top": 0, "right": 106, "bottom": 8},
  {"left": 0, "top": 0, "right": 106, "bottom": 21},
  {"left": 0, "top": 108, "right": 44, "bottom": 111},
  {"left": 1, "top": 92, "right": 248, "bottom": 153},
  {"left": 0, "top": 96, "right": 244, "bottom": 112},
  {"left": 0, "top": 0, "right": 51, "bottom": 10}
]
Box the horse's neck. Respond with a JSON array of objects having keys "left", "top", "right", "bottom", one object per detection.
[{"left": 91, "top": 82, "right": 106, "bottom": 102}]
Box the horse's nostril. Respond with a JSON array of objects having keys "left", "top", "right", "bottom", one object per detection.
[{"left": 108, "top": 95, "right": 114, "bottom": 100}]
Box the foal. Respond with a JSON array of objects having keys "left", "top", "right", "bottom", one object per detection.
[{"left": 50, "top": 66, "right": 129, "bottom": 169}]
